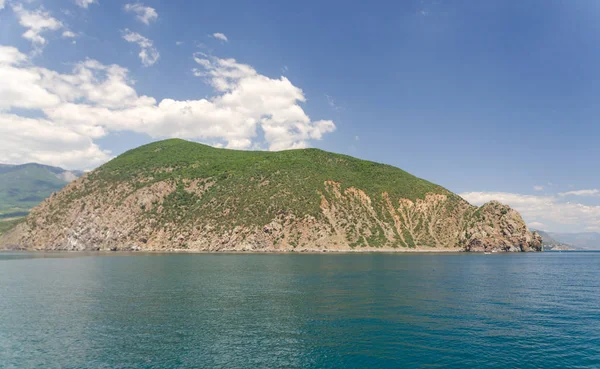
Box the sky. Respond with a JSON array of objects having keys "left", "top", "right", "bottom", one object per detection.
[{"left": 0, "top": 0, "right": 599, "bottom": 233}]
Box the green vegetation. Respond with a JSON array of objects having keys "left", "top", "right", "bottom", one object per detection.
[
  {"left": 0, "top": 217, "right": 24, "bottom": 236},
  {"left": 5, "top": 139, "right": 541, "bottom": 252},
  {"left": 85, "top": 139, "right": 458, "bottom": 230},
  {"left": 0, "top": 163, "right": 82, "bottom": 217},
  {"left": 94, "top": 139, "right": 449, "bottom": 199}
]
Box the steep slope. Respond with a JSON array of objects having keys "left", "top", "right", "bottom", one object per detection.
[
  {"left": 0, "top": 139, "right": 541, "bottom": 252},
  {"left": 0, "top": 163, "right": 84, "bottom": 218}
]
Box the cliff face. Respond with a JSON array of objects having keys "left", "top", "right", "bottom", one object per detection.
[
  {"left": 462, "top": 201, "right": 542, "bottom": 252},
  {"left": 0, "top": 140, "right": 541, "bottom": 252}
]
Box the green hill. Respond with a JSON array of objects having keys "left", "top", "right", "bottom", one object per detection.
[
  {"left": 0, "top": 163, "right": 83, "bottom": 218},
  {"left": 1, "top": 139, "right": 541, "bottom": 252},
  {"left": 89, "top": 139, "right": 457, "bottom": 227}
]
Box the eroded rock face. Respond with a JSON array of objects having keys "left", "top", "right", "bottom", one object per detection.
[
  {"left": 461, "top": 201, "right": 542, "bottom": 252},
  {"left": 0, "top": 178, "right": 541, "bottom": 252}
]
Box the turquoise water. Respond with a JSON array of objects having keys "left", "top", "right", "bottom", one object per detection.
[{"left": 1, "top": 252, "right": 599, "bottom": 368}]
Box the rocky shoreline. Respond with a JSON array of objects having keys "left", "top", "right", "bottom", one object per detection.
[{"left": 0, "top": 246, "right": 524, "bottom": 254}]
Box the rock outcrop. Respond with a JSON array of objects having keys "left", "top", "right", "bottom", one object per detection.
[
  {"left": 462, "top": 201, "right": 541, "bottom": 252},
  {"left": 0, "top": 139, "right": 541, "bottom": 253}
]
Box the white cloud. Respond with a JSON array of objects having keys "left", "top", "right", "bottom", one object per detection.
[
  {"left": 0, "top": 45, "right": 335, "bottom": 168},
  {"left": 461, "top": 192, "right": 554, "bottom": 208},
  {"left": 212, "top": 33, "right": 228, "bottom": 42},
  {"left": 529, "top": 221, "right": 546, "bottom": 230},
  {"left": 124, "top": 3, "right": 158, "bottom": 25},
  {"left": 62, "top": 31, "right": 77, "bottom": 38},
  {"left": 0, "top": 45, "right": 27, "bottom": 64},
  {"left": 74, "top": 0, "right": 97, "bottom": 8},
  {"left": 558, "top": 189, "right": 600, "bottom": 197},
  {"left": 533, "top": 185, "right": 544, "bottom": 191},
  {"left": 192, "top": 54, "right": 335, "bottom": 150},
  {"left": 460, "top": 191, "right": 600, "bottom": 233},
  {"left": 0, "top": 113, "right": 110, "bottom": 169},
  {"left": 0, "top": 47, "right": 61, "bottom": 110},
  {"left": 122, "top": 29, "right": 159, "bottom": 67},
  {"left": 12, "top": 5, "right": 63, "bottom": 52},
  {"left": 0, "top": 0, "right": 5, "bottom": 10},
  {"left": 175, "top": 41, "right": 184, "bottom": 46}
]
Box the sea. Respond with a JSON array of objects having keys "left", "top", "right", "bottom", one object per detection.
[{"left": 0, "top": 252, "right": 599, "bottom": 368}]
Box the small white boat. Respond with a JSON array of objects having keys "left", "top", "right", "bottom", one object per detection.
[{"left": 484, "top": 252, "right": 491, "bottom": 255}]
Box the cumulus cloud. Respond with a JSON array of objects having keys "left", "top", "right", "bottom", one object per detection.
[
  {"left": 460, "top": 191, "right": 600, "bottom": 233},
  {"left": 0, "top": 45, "right": 335, "bottom": 168},
  {"left": 0, "top": 49, "right": 61, "bottom": 110},
  {"left": 192, "top": 53, "right": 335, "bottom": 150},
  {"left": 0, "top": 0, "right": 5, "bottom": 10},
  {"left": 212, "top": 33, "right": 228, "bottom": 42},
  {"left": 124, "top": 3, "right": 158, "bottom": 25},
  {"left": 558, "top": 189, "right": 600, "bottom": 197},
  {"left": 122, "top": 29, "right": 159, "bottom": 67},
  {"left": 0, "top": 113, "right": 110, "bottom": 169},
  {"left": 0, "top": 44, "right": 27, "bottom": 64},
  {"left": 12, "top": 5, "right": 63, "bottom": 52},
  {"left": 74, "top": 0, "right": 97, "bottom": 8}
]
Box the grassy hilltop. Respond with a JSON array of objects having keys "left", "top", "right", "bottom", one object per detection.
[{"left": 87, "top": 139, "right": 458, "bottom": 227}]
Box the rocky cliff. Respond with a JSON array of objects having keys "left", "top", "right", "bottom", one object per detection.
[{"left": 0, "top": 139, "right": 541, "bottom": 252}]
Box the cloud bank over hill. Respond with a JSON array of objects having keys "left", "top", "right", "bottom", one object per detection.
[{"left": 0, "top": 45, "right": 335, "bottom": 169}]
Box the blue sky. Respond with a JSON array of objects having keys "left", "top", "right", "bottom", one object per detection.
[{"left": 1, "top": 0, "right": 599, "bottom": 232}]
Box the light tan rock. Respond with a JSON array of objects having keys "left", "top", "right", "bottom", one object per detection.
[{"left": 0, "top": 175, "right": 541, "bottom": 253}]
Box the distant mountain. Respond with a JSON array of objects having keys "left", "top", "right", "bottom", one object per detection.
[
  {"left": 548, "top": 232, "right": 600, "bottom": 250},
  {"left": 0, "top": 139, "right": 541, "bottom": 252},
  {"left": 533, "top": 230, "right": 576, "bottom": 251},
  {"left": 0, "top": 163, "right": 84, "bottom": 218}
]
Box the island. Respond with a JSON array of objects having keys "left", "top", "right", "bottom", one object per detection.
[{"left": 0, "top": 139, "right": 541, "bottom": 253}]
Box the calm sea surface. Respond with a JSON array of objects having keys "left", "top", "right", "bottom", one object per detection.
[{"left": 0, "top": 252, "right": 599, "bottom": 368}]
